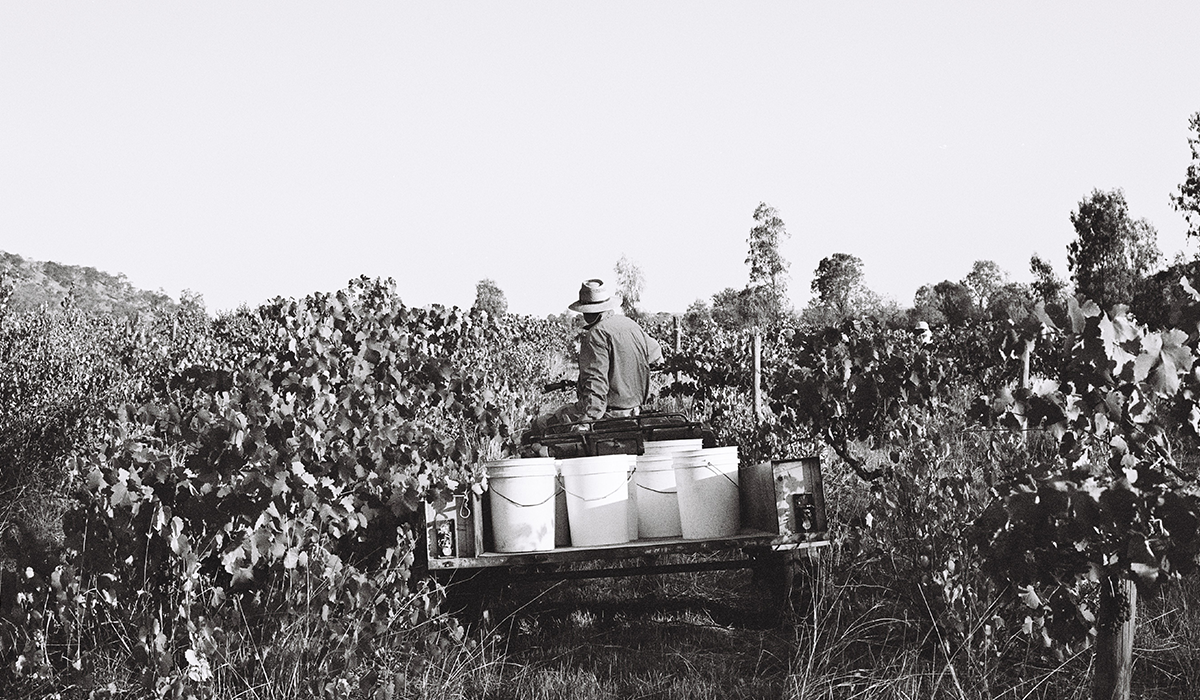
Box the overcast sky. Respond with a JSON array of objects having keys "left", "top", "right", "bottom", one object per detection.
[{"left": 3, "top": 3, "right": 1198, "bottom": 316}]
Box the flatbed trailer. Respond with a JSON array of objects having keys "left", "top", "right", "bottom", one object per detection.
[{"left": 418, "top": 413, "right": 830, "bottom": 618}]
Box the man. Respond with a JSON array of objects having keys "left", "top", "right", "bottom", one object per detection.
[{"left": 533, "top": 278, "right": 663, "bottom": 431}]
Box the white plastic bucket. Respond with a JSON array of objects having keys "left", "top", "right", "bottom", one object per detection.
[
  {"left": 559, "top": 455, "right": 632, "bottom": 547},
  {"left": 485, "top": 458, "right": 558, "bottom": 552},
  {"left": 673, "top": 447, "right": 741, "bottom": 539},
  {"left": 635, "top": 453, "right": 682, "bottom": 538}
]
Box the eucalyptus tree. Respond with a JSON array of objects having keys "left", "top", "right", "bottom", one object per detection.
[{"left": 1067, "top": 188, "right": 1161, "bottom": 313}]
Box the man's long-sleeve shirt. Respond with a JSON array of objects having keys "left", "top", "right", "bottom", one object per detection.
[{"left": 574, "top": 314, "right": 663, "bottom": 421}]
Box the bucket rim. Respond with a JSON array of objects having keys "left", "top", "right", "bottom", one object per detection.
[
  {"left": 488, "top": 465, "right": 558, "bottom": 478},
  {"left": 636, "top": 453, "right": 676, "bottom": 469},
  {"left": 560, "top": 459, "right": 635, "bottom": 478},
  {"left": 558, "top": 454, "right": 634, "bottom": 463},
  {"left": 487, "top": 459, "right": 558, "bottom": 478},
  {"left": 484, "top": 457, "right": 558, "bottom": 468},
  {"left": 675, "top": 447, "right": 738, "bottom": 459},
  {"left": 674, "top": 453, "right": 740, "bottom": 469},
  {"left": 642, "top": 439, "right": 704, "bottom": 449},
  {"left": 558, "top": 455, "right": 634, "bottom": 468}
]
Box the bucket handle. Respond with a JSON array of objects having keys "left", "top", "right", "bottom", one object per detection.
[
  {"left": 691, "top": 460, "right": 740, "bottom": 490},
  {"left": 561, "top": 468, "right": 637, "bottom": 503},
  {"left": 489, "top": 486, "right": 559, "bottom": 509},
  {"left": 492, "top": 468, "right": 639, "bottom": 506},
  {"left": 637, "top": 483, "right": 677, "bottom": 495}
]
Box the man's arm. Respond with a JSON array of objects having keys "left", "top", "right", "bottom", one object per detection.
[
  {"left": 575, "top": 328, "right": 610, "bottom": 421},
  {"left": 646, "top": 333, "right": 663, "bottom": 367}
]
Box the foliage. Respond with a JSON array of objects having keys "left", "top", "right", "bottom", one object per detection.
[
  {"left": 0, "top": 277, "right": 526, "bottom": 695},
  {"left": 932, "top": 281, "right": 975, "bottom": 326},
  {"left": 1170, "top": 111, "right": 1200, "bottom": 241},
  {"left": 972, "top": 293, "right": 1200, "bottom": 654},
  {"left": 1030, "top": 253, "right": 1068, "bottom": 306},
  {"left": 682, "top": 299, "right": 713, "bottom": 336},
  {"left": 664, "top": 293, "right": 1200, "bottom": 688},
  {"left": 808, "top": 253, "right": 872, "bottom": 322},
  {"left": 661, "top": 316, "right": 961, "bottom": 478},
  {"left": 815, "top": 393, "right": 1028, "bottom": 694},
  {"left": 613, "top": 255, "right": 645, "bottom": 321},
  {"left": 909, "top": 261, "right": 1022, "bottom": 328},
  {"left": 1067, "top": 188, "right": 1162, "bottom": 314},
  {"left": 0, "top": 307, "right": 185, "bottom": 501},
  {"left": 457, "top": 311, "right": 577, "bottom": 425},
  {"left": 913, "top": 275, "right": 1015, "bottom": 327},
  {"left": 0, "top": 249, "right": 176, "bottom": 316},
  {"left": 663, "top": 313, "right": 1037, "bottom": 686},
  {"left": 709, "top": 286, "right": 777, "bottom": 331},
  {"left": 962, "top": 260, "right": 1009, "bottom": 316},
  {"left": 1131, "top": 257, "right": 1200, "bottom": 330},
  {"left": 746, "top": 203, "right": 790, "bottom": 293},
  {"left": 986, "top": 281, "right": 1037, "bottom": 324},
  {"left": 765, "top": 319, "right": 954, "bottom": 480},
  {"left": 704, "top": 202, "right": 801, "bottom": 330},
  {"left": 911, "top": 284, "right": 949, "bottom": 326},
  {"left": 9, "top": 229, "right": 1200, "bottom": 697},
  {"left": 660, "top": 324, "right": 754, "bottom": 404},
  {"left": 472, "top": 279, "right": 508, "bottom": 320},
  {"left": 744, "top": 202, "right": 790, "bottom": 324}
]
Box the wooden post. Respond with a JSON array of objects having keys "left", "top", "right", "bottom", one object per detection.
[
  {"left": 753, "top": 327, "right": 762, "bottom": 423},
  {"left": 1093, "top": 576, "right": 1136, "bottom": 700},
  {"left": 672, "top": 316, "right": 682, "bottom": 390},
  {"left": 1020, "top": 337, "right": 1034, "bottom": 446},
  {"left": 1021, "top": 337, "right": 1034, "bottom": 390}
]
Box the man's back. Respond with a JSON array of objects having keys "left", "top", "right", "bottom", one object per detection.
[{"left": 577, "top": 314, "right": 663, "bottom": 420}]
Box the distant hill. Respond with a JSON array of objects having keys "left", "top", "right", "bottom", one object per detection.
[{"left": 0, "top": 250, "right": 177, "bottom": 316}]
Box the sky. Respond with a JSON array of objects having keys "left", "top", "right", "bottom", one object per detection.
[{"left": 2, "top": 3, "right": 1199, "bottom": 317}]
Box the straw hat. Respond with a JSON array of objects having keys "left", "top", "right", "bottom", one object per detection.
[{"left": 568, "top": 278, "right": 622, "bottom": 313}]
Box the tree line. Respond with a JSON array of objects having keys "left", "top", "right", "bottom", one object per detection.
[{"left": 469, "top": 111, "right": 1200, "bottom": 341}]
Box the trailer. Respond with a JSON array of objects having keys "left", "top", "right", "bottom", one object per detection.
[{"left": 419, "top": 413, "right": 830, "bottom": 622}]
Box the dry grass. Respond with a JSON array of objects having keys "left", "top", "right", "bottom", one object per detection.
[
  {"left": 408, "top": 543, "right": 1200, "bottom": 700},
  {"left": 445, "top": 566, "right": 796, "bottom": 700},
  {"left": 6, "top": 521, "right": 1200, "bottom": 699}
]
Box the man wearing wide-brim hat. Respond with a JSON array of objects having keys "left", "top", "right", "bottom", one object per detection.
[{"left": 533, "top": 278, "right": 663, "bottom": 431}]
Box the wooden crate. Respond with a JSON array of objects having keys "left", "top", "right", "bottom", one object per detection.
[{"left": 424, "top": 493, "right": 482, "bottom": 560}]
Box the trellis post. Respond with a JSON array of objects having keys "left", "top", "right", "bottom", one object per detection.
[{"left": 753, "top": 327, "right": 762, "bottom": 423}]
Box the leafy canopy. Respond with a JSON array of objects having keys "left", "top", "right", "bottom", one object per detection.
[{"left": 1067, "top": 188, "right": 1161, "bottom": 313}]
